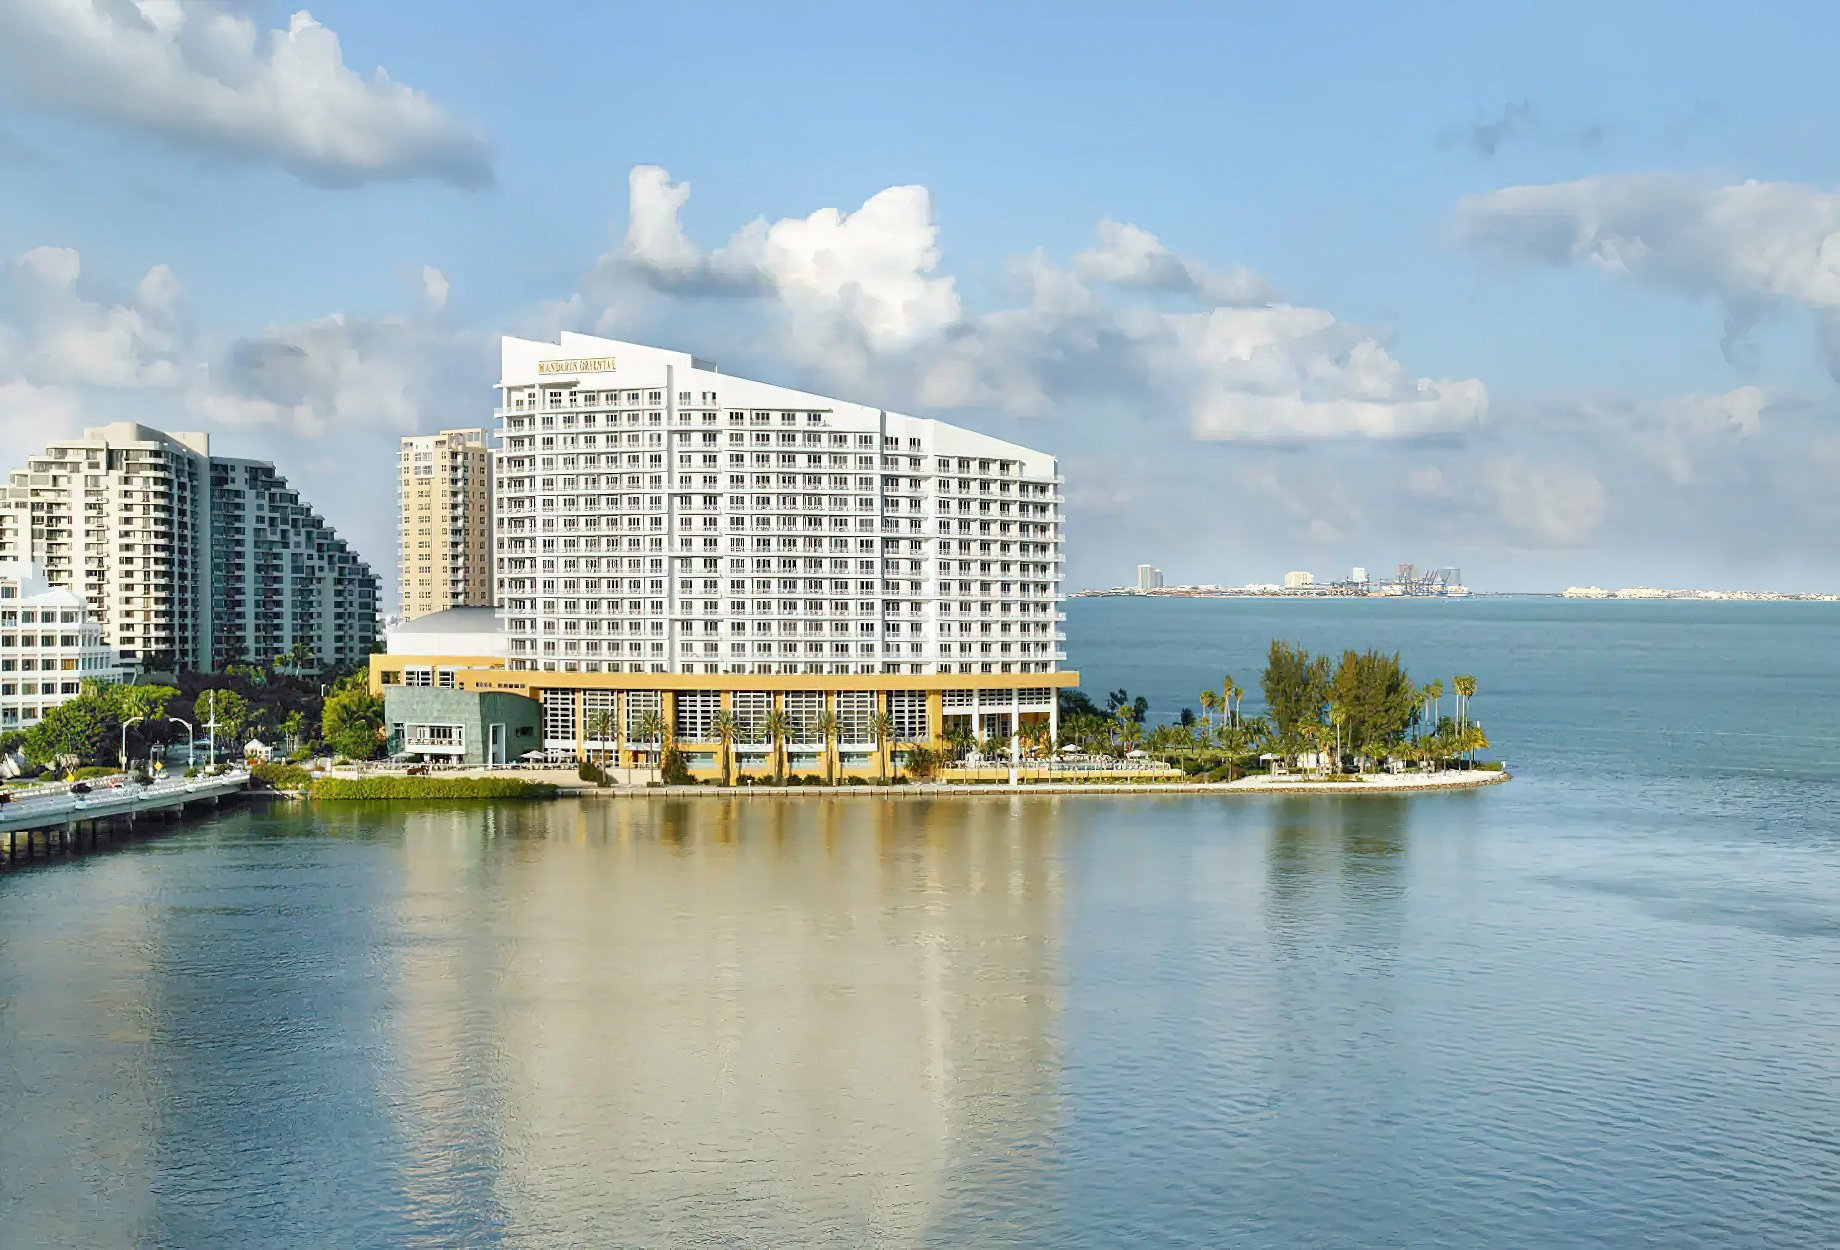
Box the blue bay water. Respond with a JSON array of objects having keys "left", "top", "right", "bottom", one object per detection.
[{"left": 1, "top": 597, "right": 1837, "bottom": 1247}]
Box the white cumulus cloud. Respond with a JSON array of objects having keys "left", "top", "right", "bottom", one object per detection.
[
  {"left": 0, "top": 1, "right": 492, "bottom": 188},
  {"left": 1483, "top": 456, "right": 1609, "bottom": 545},
  {"left": 590, "top": 166, "right": 1487, "bottom": 441},
  {"left": 0, "top": 246, "right": 187, "bottom": 387},
  {"left": 1452, "top": 175, "right": 1840, "bottom": 370},
  {"left": 1074, "top": 219, "right": 1281, "bottom": 306}
]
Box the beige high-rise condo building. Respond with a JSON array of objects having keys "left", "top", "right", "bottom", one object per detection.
[
  {"left": 399, "top": 429, "right": 494, "bottom": 621},
  {"left": 0, "top": 423, "right": 379, "bottom": 672}
]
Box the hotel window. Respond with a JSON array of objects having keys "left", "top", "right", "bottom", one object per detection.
[
  {"left": 731, "top": 691, "right": 770, "bottom": 741},
  {"left": 783, "top": 691, "right": 822, "bottom": 744},
  {"left": 837, "top": 691, "right": 874, "bottom": 742},
  {"left": 624, "top": 689, "right": 660, "bottom": 740},
  {"left": 888, "top": 690, "right": 928, "bottom": 741},
  {"left": 676, "top": 690, "right": 717, "bottom": 742},
  {"left": 540, "top": 690, "right": 577, "bottom": 745}
]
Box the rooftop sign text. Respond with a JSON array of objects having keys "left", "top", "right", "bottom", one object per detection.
[{"left": 537, "top": 356, "right": 617, "bottom": 375}]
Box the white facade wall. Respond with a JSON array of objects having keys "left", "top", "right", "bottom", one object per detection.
[
  {"left": 494, "top": 334, "right": 1066, "bottom": 677},
  {"left": 0, "top": 562, "right": 127, "bottom": 730}
]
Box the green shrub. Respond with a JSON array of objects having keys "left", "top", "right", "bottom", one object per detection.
[
  {"left": 842, "top": 775, "right": 868, "bottom": 786},
  {"left": 578, "top": 760, "right": 610, "bottom": 785},
  {"left": 251, "top": 761, "right": 313, "bottom": 790},
  {"left": 901, "top": 746, "right": 941, "bottom": 782},
  {"left": 68, "top": 766, "right": 121, "bottom": 781},
  {"left": 184, "top": 766, "right": 201, "bottom": 779},
  {"left": 659, "top": 745, "right": 693, "bottom": 786},
  {"left": 309, "top": 777, "right": 560, "bottom": 800}
]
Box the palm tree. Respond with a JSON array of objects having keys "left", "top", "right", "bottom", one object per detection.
[
  {"left": 586, "top": 709, "right": 617, "bottom": 765},
  {"left": 1328, "top": 702, "right": 1348, "bottom": 772},
  {"left": 814, "top": 709, "right": 840, "bottom": 784},
  {"left": 1198, "top": 688, "right": 1217, "bottom": 732},
  {"left": 1025, "top": 718, "right": 1053, "bottom": 762},
  {"left": 634, "top": 709, "right": 666, "bottom": 781},
  {"left": 1223, "top": 675, "right": 1242, "bottom": 728},
  {"left": 281, "top": 710, "right": 306, "bottom": 757},
  {"left": 868, "top": 711, "right": 895, "bottom": 784},
  {"left": 711, "top": 709, "right": 739, "bottom": 785},
  {"left": 1426, "top": 678, "right": 1444, "bottom": 735},
  {"left": 1310, "top": 722, "right": 1336, "bottom": 776},
  {"left": 1454, "top": 673, "right": 1477, "bottom": 730},
  {"left": 762, "top": 708, "right": 789, "bottom": 784},
  {"left": 1118, "top": 718, "right": 1144, "bottom": 756}
]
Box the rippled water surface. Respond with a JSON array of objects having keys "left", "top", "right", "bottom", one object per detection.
[{"left": 3, "top": 598, "right": 1839, "bottom": 1247}]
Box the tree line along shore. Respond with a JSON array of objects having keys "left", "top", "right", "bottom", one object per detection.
[
  {"left": 1055, "top": 641, "right": 1489, "bottom": 783},
  {"left": 1, "top": 639, "right": 1495, "bottom": 796}
]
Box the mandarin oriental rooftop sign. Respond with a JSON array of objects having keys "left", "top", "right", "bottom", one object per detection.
[{"left": 537, "top": 356, "right": 616, "bottom": 375}]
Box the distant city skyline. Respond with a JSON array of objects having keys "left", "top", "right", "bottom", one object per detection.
[{"left": 4, "top": 2, "right": 1840, "bottom": 597}]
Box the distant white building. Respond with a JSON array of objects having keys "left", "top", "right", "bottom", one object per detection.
[
  {"left": 1350, "top": 567, "right": 1367, "bottom": 584},
  {"left": 0, "top": 561, "right": 128, "bottom": 731},
  {"left": 1136, "top": 564, "right": 1164, "bottom": 591},
  {"left": 1563, "top": 586, "right": 1609, "bottom": 599},
  {"left": 1284, "top": 571, "right": 1314, "bottom": 589}
]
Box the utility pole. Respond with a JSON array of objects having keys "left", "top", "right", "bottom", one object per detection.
[{"left": 206, "top": 691, "right": 218, "bottom": 769}]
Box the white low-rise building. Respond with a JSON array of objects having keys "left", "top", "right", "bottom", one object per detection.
[{"left": 0, "top": 561, "right": 128, "bottom": 731}]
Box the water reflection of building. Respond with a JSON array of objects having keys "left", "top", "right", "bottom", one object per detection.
[{"left": 388, "top": 797, "right": 1065, "bottom": 1244}]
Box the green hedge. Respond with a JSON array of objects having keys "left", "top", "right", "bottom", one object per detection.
[
  {"left": 310, "top": 777, "right": 560, "bottom": 800},
  {"left": 68, "top": 766, "right": 123, "bottom": 781},
  {"left": 251, "top": 761, "right": 314, "bottom": 790}
]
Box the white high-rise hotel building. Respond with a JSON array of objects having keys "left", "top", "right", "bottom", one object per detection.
[{"left": 494, "top": 333, "right": 1066, "bottom": 679}]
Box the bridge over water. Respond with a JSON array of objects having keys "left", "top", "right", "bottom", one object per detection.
[{"left": 0, "top": 768, "right": 252, "bottom": 865}]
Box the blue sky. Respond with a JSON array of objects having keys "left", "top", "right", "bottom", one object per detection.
[{"left": 4, "top": 0, "right": 1840, "bottom": 596}]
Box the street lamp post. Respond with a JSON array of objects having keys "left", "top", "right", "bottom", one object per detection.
[
  {"left": 205, "top": 691, "right": 218, "bottom": 769},
  {"left": 166, "top": 717, "right": 194, "bottom": 770},
  {"left": 120, "top": 716, "right": 144, "bottom": 772}
]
